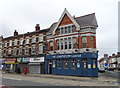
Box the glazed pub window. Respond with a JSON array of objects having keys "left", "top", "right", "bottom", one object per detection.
[
  {"left": 57, "top": 59, "right": 62, "bottom": 69},
  {"left": 93, "top": 59, "right": 96, "bottom": 68},
  {"left": 71, "top": 59, "right": 76, "bottom": 69},
  {"left": 82, "top": 36, "right": 87, "bottom": 48},
  {"left": 82, "top": 58, "right": 87, "bottom": 69},
  {"left": 73, "top": 38, "right": 76, "bottom": 48},
  {"left": 91, "top": 36, "right": 94, "bottom": 48},
  {"left": 64, "top": 59, "right": 68, "bottom": 69},
  {"left": 50, "top": 42, "right": 53, "bottom": 51}
]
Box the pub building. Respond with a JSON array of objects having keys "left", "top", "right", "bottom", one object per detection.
[
  {"left": 2, "top": 24, "right": 48, "bottom": 73},
  {"left": 45, "top": 9, "right": 99, "bottom": 77}
]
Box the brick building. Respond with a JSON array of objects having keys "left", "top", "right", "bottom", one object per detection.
[
  {"left": 2, "top": 24, "right": 48, "bottom": 73},
  {"left": 45, "top": 9, "right": 99, "bottom": 77}
]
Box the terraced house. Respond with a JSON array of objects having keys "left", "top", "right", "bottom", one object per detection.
[
  {"left": 2, "top": 24, "right": 48, "bottom": 74},
  {"left": 45, "top": 9, "right": 99, "bottom": 77}
]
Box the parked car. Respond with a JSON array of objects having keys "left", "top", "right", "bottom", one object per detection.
[{"left": 98, "top": 67, "right": 105, "bottom": 72}]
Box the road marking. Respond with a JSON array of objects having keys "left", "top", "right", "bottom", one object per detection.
[{"left": 2, "top": 77, "right": 21, "bottom": 81}]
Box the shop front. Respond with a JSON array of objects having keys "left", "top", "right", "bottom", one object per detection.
[
  {"left": 16, "top": 57, "right": 30, "bottom": 73},
  {"left": 4, "top": 58, "right": 18, "bottom": 73},
  {"left": 29, "top": 57, "right": 45, "bottom": 74},
  {"left": 45, "top": 53, "right": 98, "bottom": 77}
]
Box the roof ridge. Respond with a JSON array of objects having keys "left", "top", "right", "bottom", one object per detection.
[{"left": 75, "top": 13, "right": 95, "bottom": 19}]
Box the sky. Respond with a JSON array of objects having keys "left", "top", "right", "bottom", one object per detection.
[{"left": 0, "top": 0, "right": 119, "bottom": 58}]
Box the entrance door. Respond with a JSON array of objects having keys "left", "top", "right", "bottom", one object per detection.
[{"left": 48, "top": 64, "right": 52, "bottom": 74}]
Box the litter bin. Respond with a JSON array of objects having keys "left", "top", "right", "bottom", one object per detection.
[{"left": 24, "top": 67, "right": 27, "bottom": 74}]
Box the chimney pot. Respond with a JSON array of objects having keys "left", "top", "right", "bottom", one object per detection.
[
  {"left": 14, "top": 30, "right": 18, "bottom": 36},
  {"left": 35, "top": 24, "right": 40, "bottom": 31}
]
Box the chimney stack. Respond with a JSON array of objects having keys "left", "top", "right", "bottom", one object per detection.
[
  {"left": 112, "top": 53, "right": 115, "bottom": 56},
  {"left": 14, "top": 30, "right": 18, "bottom": 36},
  {"left": 35, "top": 24, "right": 40, "bottom": 31}
]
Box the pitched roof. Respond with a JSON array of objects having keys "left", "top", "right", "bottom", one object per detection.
[{"left": 75, "top": 13, "right": 98, "bottom": 27}]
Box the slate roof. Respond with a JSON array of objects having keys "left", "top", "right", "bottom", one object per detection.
[{"left": 75, "top": 13, "right": 98, "bottom": 27}]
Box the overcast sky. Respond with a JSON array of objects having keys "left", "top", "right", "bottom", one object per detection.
[{"left": 0, "top": 0, "right": 119, "bottom": 58}]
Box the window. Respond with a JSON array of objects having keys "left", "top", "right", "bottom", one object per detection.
[
  {"left": 32, "top": 37, "right": 36, "bottom": 43},
  {"left": 68, "top": 26, "right": 71, "bottom": 33},
  {"left": 69, "top": 41, "right": 72, "bottom": 49},
  {"left": 72, "top": 25, "right": 75, "bottom": 32},
  {"left": 25, "top": 38, "right": 29, "bottom": 44},
  {"left": 0, "top": 49, "right": 2, "bottom": 56},
  {"left": 8, "top": 49, "right": 11, "bottom": 55},
  {"left": 57, "top": 42, "right": 60, "bottom": 50},
  {"left": 0, "top": 43, "right": 2, "bottom": 47},
  {"left": 50, "top": 42, "right": 53, "bottom": 51},
  {"left": 31, "top": 46, "right": 35, "bottom": 54},
  {"left": 20, "top": 39, "right": 23, "bottom": 45},
  {"left": 93, "top": 59, "right": 96, "bottom": 68},
  {"left": 65, "top": 42, "right": 67, "bottom": 49},
  {"left": 58, "top": 28, "right": 60, "bottom": 35},
  {"left": 14, "top": 39, "right": 17, "bottom": 46},
  {"left": 4, "top": 50, "right": 6, "bottom": 56},
  {"left": 65, "top": 27, "right": 68, "bottom": 34},
  {"left": 25, "top": 47, "right": 29, "bottom": 55},
  {"left": 4, "top": 42, "right": 7, "bottom": 47},
  {"left": 39, "top": 36, "right": 43, "bottom": 42},
  {"left": 39, "top": 45, "right": 43, "bottom": 54},
  {"left": 14, "top": 48, "right": 17, "bottom": 56},
  {"left": 9, "top": 40, "right": 12, "bottom": 46},
  {"left": 19, "top": 48, "right": 22, "bottom": 56},
  {"left": 71, "top": 59, "right": 76, "bottom": 69},
  {"left": 57, "top": 59, "right": 62, "bottom": 68},
  {"left": 73, "top": 38, "right": 76, "bottom": 48},
  {"left": 91, "top": 36, "right": 94, "bottom": 48},
  {"left": 82, "top": 36, "right": 87, "bottom": 48},
  {"left": 61, "top": 28, "right": 64, "bottom": 34},
  {"left": 64, "top": 59, "right": 68, "bottom": 69},
  {"left": 61, "top": 42, "right": 63, "bottom": 50},
  {"left": 82, "top": 58, "right": 87, "bottom": 69}
]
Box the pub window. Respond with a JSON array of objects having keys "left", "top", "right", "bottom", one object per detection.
[
  {"left": 69, "top": 42, "right": 71, "bottom": 49},
  {"left": 65, "top": 27, "right": 68, "bottom": 34},
  {"left": 57, "top": 59, "right": 62, "bottom": 69},
  {"left": 61, "top": 42, "right": 63, "bottom": 50},
  {"left": 65, "top": 42, "right": 67, "bottom": 49},
  {"left": 71, "top": 59, "right": 76, "bottom": 69},
  {"left": 82, "top": 36, "right": 87, "bottom": 48},
  {"left": 25, "top": 47, "right": 29, "bottom": 55},
  {"left": 68, "top": 26, "right": 71, "bottom": 33},
  {"left": 73, "top": 38, "right": 76, "bottom": 48},
  {"left": 93, "top": 59, "right": 96, "bottom": 68},
  {"left": 82, "top": 58, "right": 87, "bottom": 69},
  {"left": 64, "top": 59, "right": 68, "bottom": 69}
]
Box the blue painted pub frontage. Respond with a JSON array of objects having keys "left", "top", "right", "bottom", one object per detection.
[{"left": 45, "top": 53, "right": 98, "bottom": 77}]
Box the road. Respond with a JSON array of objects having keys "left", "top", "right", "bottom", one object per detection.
[
  {"left": 0, "top": 72, "right": 119, "bottom": 86},
  {"left": 2, "top": 77, "right": 56, "bottom": 86}
]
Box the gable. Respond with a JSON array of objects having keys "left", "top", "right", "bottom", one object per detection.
[
  {"left": 59, "top": 14, "right": 73, "bottom": 26},
  {"left": 52, "top": 8, "right": 80, "bottom": 35}
]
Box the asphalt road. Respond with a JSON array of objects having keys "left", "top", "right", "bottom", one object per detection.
[{"left": 2, "top": 77, "right": 58, "bottom": 87}]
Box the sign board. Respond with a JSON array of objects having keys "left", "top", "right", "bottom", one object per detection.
[
  {"left": 4, "top": 58, "right": 16, "bottom": 64},
  {"left": 30, "top": 57, "right": 44, "bottom": 62},
  {"left": 17, "top": 58, "right": 30, "bottom": 63},
  {"left": 46, "top": 53, "right": 98, "bottom": 59}
]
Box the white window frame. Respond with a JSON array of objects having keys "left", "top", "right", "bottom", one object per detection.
[
  {"left": 31, "top": 46, "right": 35, "bottom": 54},
  {"left": 14, "top": 39, "right": 17, "bottom": 46},
  {"left": 39, "top": 45, "right": 43, "bottom": 54},
  {"left": 9, "top": 40, "right": 12, "bottom": 46},
  {"left": 32, "top": 37, "right": 36, "bottom": 43},
  {"left": 25, "top": 47, "right": 29, "bottom": 55},
  {"left": 39, "top": 36, "right": 43, "bottom": 42}
]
